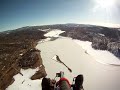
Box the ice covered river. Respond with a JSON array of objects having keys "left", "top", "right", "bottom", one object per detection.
[{"left": 37, "top": 37, "right": 120, "bottom": 90}]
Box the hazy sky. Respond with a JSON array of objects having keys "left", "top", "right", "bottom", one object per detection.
[{"left": 0, "top": 0, "right": 120, "bottom": 31}]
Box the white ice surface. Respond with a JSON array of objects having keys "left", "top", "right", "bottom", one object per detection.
[
  {"left": 36, "top": 37, "right": 120, "bottom": 90},
  {"left": 44, "top": 29, "right": 65, "bottom": 37},
  {"left": 74, "top": 40, "right": 120, "bottom": 65},
  {"left": 6, "top": 68, "right": 42, "bottom": 90}
]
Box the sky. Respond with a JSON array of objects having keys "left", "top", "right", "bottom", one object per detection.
[{"left": 0, "top": 0, "right": 120, "bottom": 31}]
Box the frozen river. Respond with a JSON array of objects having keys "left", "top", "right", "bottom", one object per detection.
[{"left": 36, "top": 37, "right": 120, "bottom": 90}]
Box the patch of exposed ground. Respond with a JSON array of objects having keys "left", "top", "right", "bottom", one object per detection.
[{"left": 0, "top": 29, "right": 47, "bottom": 90}]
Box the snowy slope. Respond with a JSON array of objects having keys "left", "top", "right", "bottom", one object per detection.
[
  {"left": 6, "top": 68, "right": 42, "bottom": 90},
  {"left": 74, "top": 40, "right": 120, "bottom": 65}
]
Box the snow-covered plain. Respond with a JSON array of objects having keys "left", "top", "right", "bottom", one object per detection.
[
  {"left": 74, "top": 40, "right": 120, "bottom": 65},
  {"left": 37, "top": 30, "right": 120, "bottom": 90},
  {"left": 6, "top": 68, "right": 42, "bottom": 90},
  {"left": 44, "top": 29, "right": 120, "bottom": 66},
  {"left": 6, "top": 30, "right": 120, "bottom": 90},
  {"left": 44, "top": 29, "right": 65, "bottom": 37},
  {"left": 37, "top": 37, "right": 120, "bottom": 90}
]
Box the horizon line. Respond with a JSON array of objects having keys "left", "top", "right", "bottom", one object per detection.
[{"left": 1, "top": 22, "right": 120, "bottom": 32}]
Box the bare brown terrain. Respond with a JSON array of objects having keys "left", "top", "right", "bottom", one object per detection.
[{"left": 0, "top": 28, "right": 47, "bottom": 90}]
